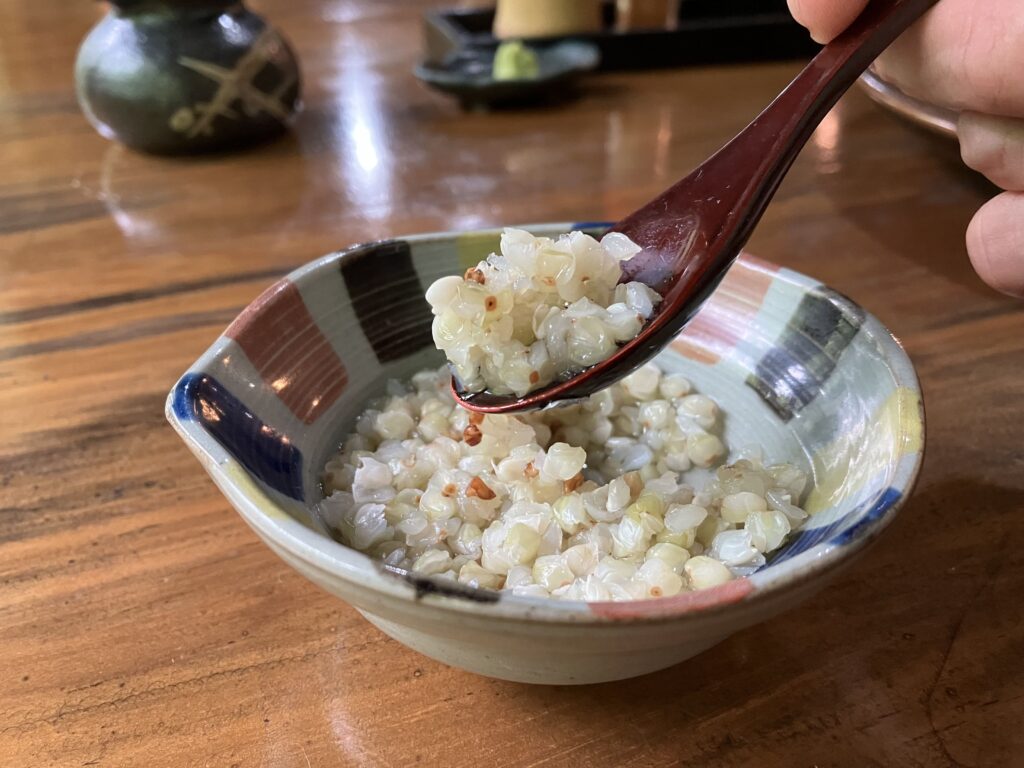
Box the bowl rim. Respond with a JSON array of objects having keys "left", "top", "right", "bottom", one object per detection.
[{"left": 166, "top": 222, "right": 925, "bottom": 626}]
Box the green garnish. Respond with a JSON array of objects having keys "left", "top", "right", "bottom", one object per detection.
[{"left": 493, "top": 41, "right": 540, "bottom": 81}]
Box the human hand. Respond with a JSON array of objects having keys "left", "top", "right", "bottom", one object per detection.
[{"left": 788, "top": 0, "right": 1024, "bottom": 298}]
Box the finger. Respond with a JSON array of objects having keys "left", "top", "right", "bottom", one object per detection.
[
  {"left": 958, "top": 112, "right": 1024, "bottom": 192},
  {"left": 787, "top": 0, "right": 868, "bottom": 43},
  {"left": 873, "top": 0, "right": 1024, "bottom": 117},
  {"left": 966, "top": 193, "right": 1024, "bottom": 298}
]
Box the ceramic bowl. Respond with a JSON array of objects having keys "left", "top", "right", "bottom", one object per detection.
[{"left": 167, "top": 222, "right": 924, "bottom": 685}]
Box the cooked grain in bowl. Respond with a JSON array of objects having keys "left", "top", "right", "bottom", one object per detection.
[
  {"left": 320, "top": 363, "right": 811, "bottom": 601},
  {"left": 425, "top": 228, "right": 662, "bottom": 396}
]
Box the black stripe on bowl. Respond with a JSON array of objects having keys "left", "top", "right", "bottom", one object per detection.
[
  {"left": 381, "top": 563, "right": 501, "bottom": 603},
  {"left": 746, "top": 287, "right": 864, "bottom": 421},
  {"left": 339, "top": 240, "right": 434, "bottom": 364}
]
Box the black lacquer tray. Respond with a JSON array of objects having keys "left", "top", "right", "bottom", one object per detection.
[{"left": 423, "top": 0, "right": 820, "bottom": 71}]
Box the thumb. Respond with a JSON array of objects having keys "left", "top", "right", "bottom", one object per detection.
[
  {"left": 788, "top": 0, "right": 870, "bottom": 43},
  {"left": 967, "top": 193, "right": 1024, "bottom": 299}
]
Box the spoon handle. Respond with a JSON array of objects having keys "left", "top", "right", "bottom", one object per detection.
[{"left": 616, "top": 0, "right": 942, "bottom": 293}]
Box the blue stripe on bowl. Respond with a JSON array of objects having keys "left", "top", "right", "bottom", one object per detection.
[
  {"left": 769, "top": 486, "right": 902, "bottom": 560},
  {"left": 829, "top": 486, "right": 902, "bottom": 546},
  {"left": 571, "top": 220, "right": 612, "bottom": 233},
  {"left": 172, "top": 372, "right": 305, "bottom": 500}
]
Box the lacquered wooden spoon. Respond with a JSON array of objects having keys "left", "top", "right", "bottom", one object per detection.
[{"left": 455, "top": 0, "right": 940, "bottom": 414}]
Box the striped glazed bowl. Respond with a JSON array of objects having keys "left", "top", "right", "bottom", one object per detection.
[{"left": 167, "top": 223, "right": 924, "bottom": 685}]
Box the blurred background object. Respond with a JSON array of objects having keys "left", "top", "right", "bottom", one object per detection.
[
  {"left": 493, "top": 0, "right": 602, "bottom": 39},
  {"left": 414, "top": 39, "right": 599, "bottom": 110},
  {"left": 419, "top": 0, "right": 818, "bottom": 110},
  {"left": 424, "top": 0, "right": 819, "bottom": 74},
  {"left": 75, "top": 0, "right": 301, "bottom": 155},
  {"left": 615, "top": 0, "right": 680, "bottom": 32}
]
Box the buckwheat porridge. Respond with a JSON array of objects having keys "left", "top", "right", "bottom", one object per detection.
[
  {"left": 425, "top": 228, "right": 661, "bottom": 396},
  {"left": 319, "top": 230, "right": 811, "bottom": 601}
]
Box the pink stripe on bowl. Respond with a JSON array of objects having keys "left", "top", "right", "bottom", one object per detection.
[
  {"left": 587, "top": 577, "right": 754, "bottom": 620},
  {"left": 226, "top": 279, "right": 348, "bottom": 425},
  {"left": 672, "top": 253, "right": 778, "bottom": 364}
]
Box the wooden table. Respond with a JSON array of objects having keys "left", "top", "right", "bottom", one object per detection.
[{"left": 2, "top": 2, "right": 1022, "bottom": 766}]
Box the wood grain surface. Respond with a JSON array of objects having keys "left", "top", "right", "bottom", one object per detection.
[{"left": 2, "top": 1, "right": 1022, "bottom": 766}]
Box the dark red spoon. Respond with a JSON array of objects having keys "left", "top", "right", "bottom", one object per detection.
[{"left": 455, "top": 0, "right": 940, "bottom": 414}]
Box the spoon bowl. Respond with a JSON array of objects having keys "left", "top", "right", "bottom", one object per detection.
[{"left": 454, "top": 0, "right": 940, "bottom": 414}]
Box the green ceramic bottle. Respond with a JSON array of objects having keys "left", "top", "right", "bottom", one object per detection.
[{"left": 75, "top": 0, "right": 301, "bottom": 154}]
